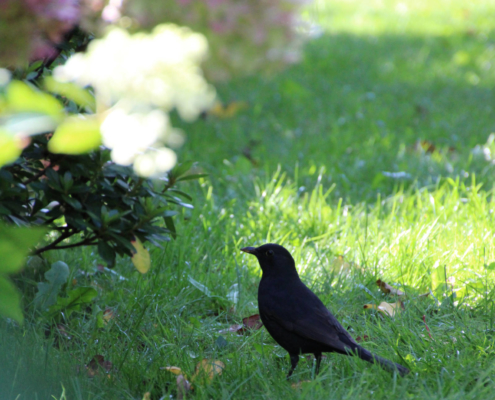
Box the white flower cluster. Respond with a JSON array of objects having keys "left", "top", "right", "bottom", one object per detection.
[{"left": 55, "top": 24, "right": 216, "bottom": 176}]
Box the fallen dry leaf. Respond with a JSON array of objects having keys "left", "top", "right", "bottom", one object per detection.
[
  {"left": 364, "top": 301, "right": 404, "bottom": 317},
  {"left": 163, "top": 366, "right": 183, "bottom": 375},
  {"left": 219, "top": 314, "right": 263, "bottom": 335},
  {"left": 103, "top": 307, "right": 116, "bottom": 324},
  {"left": 218, "top": 324, "right": 242, "bottom": 334},
  {"left": 208, "top": 101, "right": 249, "bottom": 119},
  {"left": 163, "top": 358, "right": 225, "bottom": 391},
  {"left": 355, "top": 334, "right": 370, "bottom": 342},
  {"left": 131, "top": 236, "right": 150, "bottom": 274},
  {"left": 411, "top": 139, "right": 456, "bottom": 155},
  {"left": 240, "top": 314, "right": 263, "bottom": 332},
  {"left": 376, "top": 279, "right": 405, "bottom": 296},
  {"left": 86, "top": 355, "right": 113, "bottom": 378},
  {"left": 192, "top": 359, "right": 225, "bottom": 382}
]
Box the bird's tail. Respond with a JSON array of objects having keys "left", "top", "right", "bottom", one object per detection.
[{"left": 356, "top": 346, "right": 410, "bottom": 376}]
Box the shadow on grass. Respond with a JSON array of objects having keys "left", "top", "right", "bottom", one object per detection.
[{"left": 180, "top": 30, "right": 495, "bottom": 202}]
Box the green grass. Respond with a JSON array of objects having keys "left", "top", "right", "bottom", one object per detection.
[{"left": 4, "top": 0, "right": 495, "bottom": 399}]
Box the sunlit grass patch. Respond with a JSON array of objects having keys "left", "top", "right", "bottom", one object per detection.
[{"left": 5, "top": 0, "right": 495, "bottom": 398}]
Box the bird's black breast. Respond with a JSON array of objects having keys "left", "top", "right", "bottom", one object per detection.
[
  {"left": 258, "top": 276, "right": 336, "bottom": 354},
  {"left": 258, "top": 275, "right": 358, "bottom": 355}
]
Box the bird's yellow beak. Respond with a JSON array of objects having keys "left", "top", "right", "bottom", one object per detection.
[{"left": 241, "top": 246, "right": 257, "bottom": 254}]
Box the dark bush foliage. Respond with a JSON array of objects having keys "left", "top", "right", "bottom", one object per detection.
[{"left": 0, "top": 134, "right": 203, "bottom": 266}]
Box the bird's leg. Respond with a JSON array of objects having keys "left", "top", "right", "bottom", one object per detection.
[
  {"left": 286, "top": 354, "right": 299, "bottom": 379},
  {"left": 314, "top": 352, "right": 322, "bottom": 375}
]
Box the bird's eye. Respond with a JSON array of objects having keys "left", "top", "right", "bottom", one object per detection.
[{"left": 266, "top": 250, "right": 274, "bottom": 257}]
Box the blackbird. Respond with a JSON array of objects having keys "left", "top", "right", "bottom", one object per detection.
[{"left": 241, "top": 243, "right": 409, "bottom": 378}]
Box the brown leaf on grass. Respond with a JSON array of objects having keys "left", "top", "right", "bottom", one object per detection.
[
  {"left": 411, "top": 139, "right": 456, "bottom": 155},
  {"left": 103, "top": 307, "right": 116, "bottom": 324},
  {"left": 142, "top": 392, "right": 151, "bottom": 400},
  {"left": 163, "top": 359, "right": 225, "bottom": 391},
  {"left": 131, "top": 236, "right": 150, "bottom": 274},
  {"left": 240, "top": 314, "right": 263, "bottom": 332},
  {"left": 218, "top": 324, "right": 243, "bottom": 334},
  {"left": 192, "top": 359, "right": 225, "bottom": 382},
  {"left": 208, "top": 101, "right": 249, "bottom": 119},
  {"left": 218, "top": 314, "right": 263, "bottom": 335},
  {"left": 163, "top": 366, "right": 183, "bottom": 375},
  {"left": 414, "top": 139, "right": 437, "bottom": 153},
  {"left": 355, "top": 334, "right": 370, "bottom": 342},
  {"left": 364, "top": 301, "right": 404, "bottom": 317},
  {"left": 86, "top": 355, "right": 113, "bottom": 378},
  {"left": 376, "top": 279, "right": 405, "bottom": 296}
]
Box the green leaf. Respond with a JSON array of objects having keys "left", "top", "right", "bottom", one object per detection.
[
  {"left": 48, "top": 116, "right": 101, "bottom": 154},
  {"left": 107, "top": 232, "right": 136, "bottom": 253},
  {"left": 170, "top": 161, "right": 193, "bottom": 179},
  {"left": 162, "top": 210, "right": 179, "bottom": 218},
  {"left": 131, "top": 236, "right": 150, "bottom": 274},
  {"left": 62, "top": 171, "right": 74, "bottom": 191},
  {"left": 215, "top": 336, "right": 228, "bottom": 349},
  {"left": 189, "top": 316, "right": 202, "bottom": 329},
  {"left": 164, "top": 216, "right": 177, "bottom": 239},
  {"left": 485, "top": 262, "right": 495, "bottom": 271},
  {"left": 168, "top": 189, "right": 193, "bottom": 201},
  {"left": 62, "top": 194, "right": 82, "bottom": 210},
  {"left": 0, "top": 224, "right": 46, "bottom": 274},
  {"left": 93, "top": 305, "right": 105, "bottom": 329},
  {"left": 98, "top": 241, "right": 116, "bottom": 267},
  {"left": 45, "top": 168, "right": 62, "bottom": 191},
  {"left": 7, "top": 80, "right": 64, "bottom": 120},
  {"left": 431, "top": 264, "right": 447, "bottom": 297},
  {"left": 147, "top": 206, "right": 173, "bottom": 219},
  {"left": 107, "top": 210, "right": 132, "bottom": 224},
  {"left": 0, "top": 129, "right": 23, "bottom": 167},
  {"left": 44, "top": 77, "right": 96, "bottom": 112},
  {"left": 47, "top": 286, "right": 98, "bottom": 318},
  {"left": 0, "top": 276, "right": 24, "bottom": 323},
  {"left": 35, "top": 261, "right": 70, "bottom": 309},
  {"left": 188, "top": 276, "right": 212, "bottom": 297},
  {"left": 253, "top": 343, "right": 263, "bottom": 356}
]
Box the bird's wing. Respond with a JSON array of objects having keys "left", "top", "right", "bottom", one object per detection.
[{"left": 263, "top": 294, "right": 359, "bottom": 354}]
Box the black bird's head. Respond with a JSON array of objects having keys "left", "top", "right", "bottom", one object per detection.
[{"left": 241, "top": 243, "right": 298, "bottom": 277}]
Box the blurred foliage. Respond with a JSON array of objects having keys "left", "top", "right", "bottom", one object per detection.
[
  {"left": 123, "top": 0, "right": 310, "bottom": 81},
  {"left": 1, "top": 1, "right": 309, "bottom": 80},
  {"left": 0, "top": 224, "right": 46, "bottom": 323}
]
